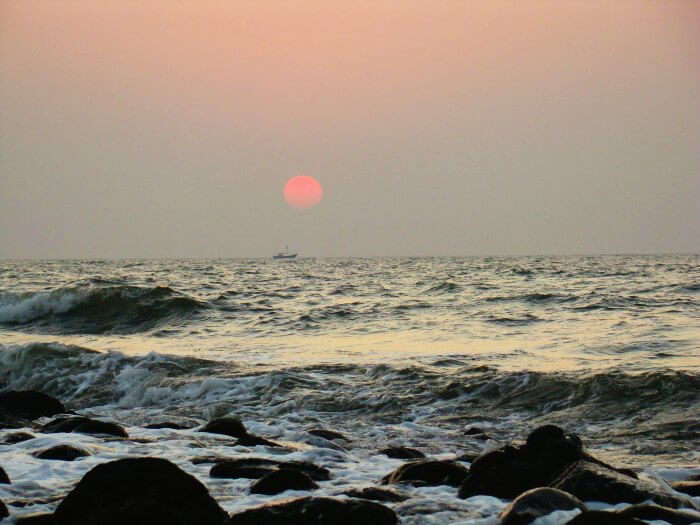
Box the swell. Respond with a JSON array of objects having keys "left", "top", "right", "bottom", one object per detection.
[{"left": 0, "top": 284, "right": 207, "bottom": 334}]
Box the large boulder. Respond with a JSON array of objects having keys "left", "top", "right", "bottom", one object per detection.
[
  {"left": 53, "top": 457, "right": 227, "bottom": 525},
  {"left": 250, "top": 469, "right": 318, "bottom": 495},
  {"left": 552, "top": 460, "right": 697, "bottom": 509},
  {"left": 210, "top": 458, "right": 330, "bottom": 481},
  {"left": 382, "top": 460, "right": 468, "bottom": 487},
  {"left": 0, "top": 466, "right": 9, "bottom": 484},
  {"left": 617, "top": 504, "right": 700, "bottom": 525},
  {"left": 40, "top": 417, "right": 128, "bottom": 438},
  {"left": 34, "top": 445, "right": 90, "bottom": 461},
  {"left": 459, "top": 425, "right": 633, "bottom": 500},
  {"left": 499, "top": 487, "right": 586, "bottom": 525},
  {"left": 227, "top": 497, "right": 397, "bottom": 525},
  {"left": 0, "top": 391, "right": 65, "bottom": 420}
]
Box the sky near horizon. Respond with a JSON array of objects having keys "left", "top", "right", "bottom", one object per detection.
[{"left": 1, "top": 1, "right": 698, "bottom": 258}]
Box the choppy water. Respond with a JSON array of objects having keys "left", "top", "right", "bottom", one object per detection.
[{"left": 1, "top": 256, "right": 699, "bottom": 522}]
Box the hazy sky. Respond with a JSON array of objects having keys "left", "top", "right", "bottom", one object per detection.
[{"left": 1, "top": 1, "right": 698, "bottom": 258}]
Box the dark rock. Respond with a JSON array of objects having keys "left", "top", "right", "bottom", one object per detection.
[
  {"left": 617, "top": 503, "right": 700, "bottom": 525},
  {"left": 565, "top": 510, "right": 645, "bottom": 524},
  {"left": 308, "top": 429, "right": 348, "bottom": 441},
  {"left": 377, "top": 447, "right": 425, "bottom": 460},
  {"left": 145, "top": 422, "right": 191, "bottom": 430},
  {"left": 672, "top": 480, "right": 700, "bottom": 497},
  {"left": 343, "top": 487, "right": 408, "bottom": 502},
  {"left": 34, "top": 445, "right": 90, "bottom": 461},
  {"left": 200, "top": 417, "right": 281, "bottom": 447},
  {"left": 382, "top": 460, "right": 468, "bottom": 487},
  {"left": 211, "top": 458, "right": 330, "bottom": 481},
  {"left": 552, "top": 460, "right": 696, "bottom": 509},
  {"left": 2, "top": 432, "right": 35, "bottom": 444},
  {"left": 459, "top": 425, "right": 634, "bottom": 500},
  {"left": 14, "top": 514, "right": 57, "bottom": 524},
  {"left": 40, "top": 417, "right": 128, "bottom": 438},
  {"left": 456, "top": 452, "right": 479, "bottom": 463},
  {"left": 465, "top": 426, "right": 487, "bottom": 435},
  {"left": 0, "top": 391, "right": 65, "bottom": 420},
  {"left": 499, "top": 487, "right": 586, "bottom": 525},
  {"left": 227, "top": 496, "right": 398, "bottom": 525},
  {"left": 54, "top": 457, "right": 227, "bottom": 525},
  {"left": 200, "top": 417, "right": 248, "bottom": 438},
  {"left": 0, "top": 409, "right": 26, "bottom": 429},
  {"left": 250, "top": 469, "right": 319, "bottom": 495},
  {"left": 1, "top": 498, "right": 7, "bottom": 520},
  {"left": 0, "top": 466, "right": 9, "bottom": 484}
]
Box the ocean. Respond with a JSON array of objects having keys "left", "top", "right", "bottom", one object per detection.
[{"left": 1, "top": 255, "right": 698, "bottom": 523}]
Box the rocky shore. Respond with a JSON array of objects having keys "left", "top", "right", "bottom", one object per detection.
[{"left": 1, "top": 390, "right": 699, "bottom": 524}]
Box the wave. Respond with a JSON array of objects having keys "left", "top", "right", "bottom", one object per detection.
[
  {"left": 0, "top": 284, "right": 207, "bottom": 334},
  {"left": 1, "top": 343, "right": 697, "bottom": 427}
]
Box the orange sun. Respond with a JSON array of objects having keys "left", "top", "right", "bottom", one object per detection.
[{"left": 283, "top": 175, "right": 323, "bottom": 210}]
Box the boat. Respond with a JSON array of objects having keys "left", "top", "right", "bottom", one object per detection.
[{"left": 273, "top": 246, "right": 297, "bottom": 259}]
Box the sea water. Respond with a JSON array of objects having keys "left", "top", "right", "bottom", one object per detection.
[{"left": 1, "top": 256, "right": 698, "bottom": 522}]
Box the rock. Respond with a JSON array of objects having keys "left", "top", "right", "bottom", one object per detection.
[
  {"left": 250, "top": 469, "right": 319, "bottom": 495},
  {"left": 0, "top": 466, "right": 9, "bottom": 484},
  {"left": 2, "top": 432, "right": 35, "bottom": 444},
  {"left": 1, "top": 498, "right": 8, "bottom": 520},
  {"left": 499, "top": 487, "right": 587, "bottom": 525},
  {"left": 552, "top": 460, "right": 696, "bottom": 509},
  {"left": 377, "top": 447, "right": 425, "bottom": 459},
  {"left": 565, "top": 510, "right": 645, "bottom": 524},
  {"left": 145, "top": 422, "right": 191, "bottom": 430},
  {"left": 14, "top": 515, "right": 56, "bottom": 524},
  {"left": 456, "top": 452, "right": 479, "bottom": 463},
  {"left": 211, "top": 458, "right": 330, "bottom": 481},
  {"left": 617, "top": 503, "right": 700, "bottom": 525},
  {"left": 308, "top": 429, "right": 348, "bottom": 441},
  {"left": 0, "top": 391, "right": 65, "bottom": 420},
  {"left": 200, "top": 417, "right": 281, "bottom": 447},
  {"left": 227, "top": 497, "right": 398, "bottom": 525},
  {"left": 34, "top": 445, "right": 90, "bottom": 461},
  {"left": 672, "top": 480, "right": 700, "bottom": 497},
  {"left": 382, "top": 460, "right": 468, "bottom": 487},
  {"left": 53, "top": 457, "right": 227, "bottom": 525},
  {"left": 200, "top": 417, "right": 247, "bottom": 438},
  {"left": 459, "top": 425, "right": 634, "bottom": 500},
  {"left": 343, "top": 487, "right": 408, "bottom": 502},
  {"left": 40, "top": 417, "right": 128, "bottom": 438}
]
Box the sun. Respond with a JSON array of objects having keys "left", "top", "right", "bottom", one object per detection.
[{"left": 283, "top": 175, "right": 323, "bottom": 210}]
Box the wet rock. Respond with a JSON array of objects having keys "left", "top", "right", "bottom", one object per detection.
[
  {"left": 459, "top": 425, "right": 631, "bottom": 499},
  {"left": 552, "top": 460, "right": 697, "bottom": 509},
  {"left": 499, "top": 487, "right": 586, "bottom": 525},
  {"left": 41, "top": 417, "right": 128, "bottom": 438},
  {"left": 672, "top": 480, "right": 700, "bottom": 497},
  {"left": 0, "top": 391, "right": 65, "bottom": 420},
  {"left": 617, "top": 503, "right": 700, "bottom": 525},
  {"left": 145, "top": 422, "right": 191, "bottom": 430},
  {"left": 377, "top": 446, "right": 425, "bottom": 459},
  {"left": 1, "top": 498, "right": 8, "bottom": 520},
  {"left": 14, "top": 514, "right": 56, "bottom": 524},
  {"left": 382, "top": 460, "right": 468, "bottom": 487},
  {"left": 250, "top": 469, "right": 319, "bottom": 495},
  {"left": 227, "top": 496, "right": 398, "bottom": 525},
  {"left": 343, "top": 487, "right": 408, "bottom": 502},
  {"left": 308, "top": 429, "right": 348, "bottom": 441},
  {"left": 200, "top": 417, "right": 281, "bottom": 447},
  {"left": 211, "top": 457, "right": 330, "bottom": 481},
  {"left": 54, "top": 457, "right": 227, "bottom": 525},
  {"left": 2, "top": 432, "right": 35, "bottom": 444},
  {"left": 34, "top": 445, "right": 90, "bottom": 461},
  {"left": 456, "top": 452, "right": 479, "bottom": 463},
  {"left": 565, "top": 510, "right": 645, "bottom": 524},
  {"left": 0, "top": 466, "right": 9, "bottom": 484}
]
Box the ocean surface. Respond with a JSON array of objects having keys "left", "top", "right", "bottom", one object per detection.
[{"left": 1, "top": 256, "right": 699, "bottom": 523}]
